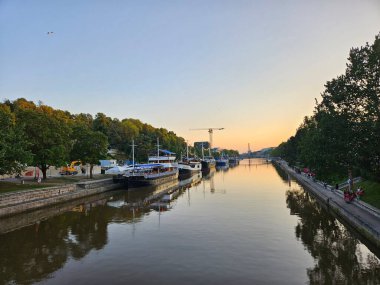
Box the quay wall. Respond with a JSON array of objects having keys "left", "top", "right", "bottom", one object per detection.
[
  {"left": 0, "top": 191, "right": 119, "bottom": 234},
  {"left": 0, "top": 179, "right": 121, "bottom": 218},
  {"left": 274, "top": 160, "right": 380, "bottom": 248}
]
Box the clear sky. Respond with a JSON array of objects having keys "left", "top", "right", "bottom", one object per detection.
[{"left": 1, "top": 0, "right": 380, "bottom": 152}]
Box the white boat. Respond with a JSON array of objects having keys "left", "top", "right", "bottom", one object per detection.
[
  {"left": 122, "top": 139, "right": 179, "bottom": 188},
  {"left": 178, "top": 143, "right": 202, "bottom": 179},
  {"left": 178, "top": 159, "right": 202, "bottom": 179}
]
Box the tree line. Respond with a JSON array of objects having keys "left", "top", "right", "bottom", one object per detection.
[
  {"left": 272, "top": 33, "right": 380, "bottom": 183},
  {"left": 0, "top": 99, "right": 187, "bottom": 179},
  {"left": 1, "top": 99, "right": 240, "bottom": 179}
]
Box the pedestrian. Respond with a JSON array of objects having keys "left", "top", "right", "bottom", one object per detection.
[
  {"left": 335, "top": 183, "right": 339, "bottom": 191},
  {"left": 347, "top": 178, "right": 352, "bottom": 192}
]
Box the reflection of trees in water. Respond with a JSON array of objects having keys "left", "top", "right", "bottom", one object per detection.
[
  {"left": 0, "top": 205, "right": 109, "bottom": 284},
  {"left": 0, "top": 178, "right": 204, "bottom": 284},
  {"left": 0, "top": 185, "right": 189, "bottom": 284},
  {"left": 273, "top": 162, "right": 290, "bottom": 183},
  {"left": 286, "top": 189, "right": 380, "bottom": 284}
]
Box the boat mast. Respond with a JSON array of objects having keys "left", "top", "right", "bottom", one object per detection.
[
  {"left": 157, "top": 137, "right": 161, "bottom": 174},
  {"left": 201, "top": 142, "right": 205, "bottom": 160},
  {"left": 131, "top": 139, "right": 135, "bottom": 168},
  {"left": 157, "top": 137, "right": 160, "bottom": 163},
  {"left": 186, "top": 141, "right": 189, "bottom": 160}
]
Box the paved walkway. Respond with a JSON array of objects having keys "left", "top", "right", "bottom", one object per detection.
[{"left": 276, "top": 160, "right": 380, "bottom": 246}]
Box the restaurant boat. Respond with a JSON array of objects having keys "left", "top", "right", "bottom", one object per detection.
[{"left": 123, "top": 139, "right": 179, "bottom": 188}]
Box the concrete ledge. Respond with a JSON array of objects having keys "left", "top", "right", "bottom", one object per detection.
[{"left": 0, "top": 179, "right": 122, "bottom": 218}]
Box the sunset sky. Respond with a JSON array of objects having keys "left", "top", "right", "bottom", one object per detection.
[{"left": 1, "top": 0, "right": 380, "bottom": 152}]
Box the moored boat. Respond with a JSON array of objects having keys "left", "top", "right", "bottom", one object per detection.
[
  {"left": 178, "top": 143, "right": 202, "bottom": 179},
  {"left": 216, "top": 157, "right": 229, "bottom": 167},
  {"left": 201, "top": 156, "right": 216, "bottom": 170},
  {"left": 199, "top": 144, "right": 216, "bottom": 171},
  {"left": 122, "top": 139, "right": 179, "bottom": 188},
  {"left": 178, "top": 159, "right": 202, "bottom": 179},
  {"left": 126, "top": 163, "right": 178, "bottom": 187}
]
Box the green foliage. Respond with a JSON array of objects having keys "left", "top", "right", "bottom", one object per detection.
[
  {"left": 71, "top": 124, "right": 108, "bottom": 178},
  {"left": 1, "top": 98, "right": 187, "bottom": 177},
  {"left": 91, "top": 114, "right": 186, "bottom": 162},
  {"left": 220, "top": 149, "right": 240, "bottom": 157},
  {"left": 15, "top": 107, "right": 72, "bottom": 179},
  {"left": 355, "top": 181, "right": 380, "bottom": 209},
  {"left": 0, "top": 104, "right": 32, "bottom": 175},
  {"left": 273, "top": 32, "right": 380, "bottom": 182}
]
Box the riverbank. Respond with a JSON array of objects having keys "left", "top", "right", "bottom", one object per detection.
[
  {"left": 0, "top": 178, "right": 122, "bottom": 218},
  {"left": 274, "top": 160, "right": 380, "bottom": 248},
  {"left": 0, "top": 173, "right": 108, "bottom": 194}
]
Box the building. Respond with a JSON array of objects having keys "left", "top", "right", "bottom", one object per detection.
[{"left": 194, "top": 141, "right": 210, "bottom": 149}]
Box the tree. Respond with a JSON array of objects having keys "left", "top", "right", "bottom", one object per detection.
[
  {"left": 273, "top": 32, "right": 380, "bottom": 183},
  {"left": 71, "top": 125, "right": 108, "bottom": 178},
  {"left": 0, "top": 104, "right": 32, "bottom": 175},
  {"left": 16, "top": 108, "right": 72, "bottom": 179}
]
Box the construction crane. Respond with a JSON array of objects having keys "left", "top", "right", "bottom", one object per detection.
[{"left": 189, "top": 128, "right": 224, "bottom": 155}]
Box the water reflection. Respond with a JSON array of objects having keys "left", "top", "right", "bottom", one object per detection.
[
  {"left": 1, "top": 160, "right": 379, "bottom": 285},
  {"left": 0, "top": 204, "right": 109, "bottom": 284},
  {"left": 286, "top": 188, "right": 380, "bottom": 284},
  {"left": 0, "top": 176, "right": 202, "bottom": 285},
  {"left": 272, "top": 161, "right": 291, "bottom": 183}
]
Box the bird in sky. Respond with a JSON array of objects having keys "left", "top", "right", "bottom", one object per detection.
[{"left": 47, "top": 32, "right": 54, "bottom": 35}]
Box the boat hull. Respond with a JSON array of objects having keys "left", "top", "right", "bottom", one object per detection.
[
  {"left": 178, "top": 162, "right": 201, "bottom": 180},
  {"left": 216, "top": 160, "right": 229, "bottom": 167},
  {"left": 127, "top": 171, "right": 178, "bottom": 188},
  {"left": 201, "top": 160, "right": 216, "bottom": 170}
]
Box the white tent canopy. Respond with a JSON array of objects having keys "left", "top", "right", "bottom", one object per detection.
[{"left": 105, "top": 165, "right": 130, "bottom": 174}]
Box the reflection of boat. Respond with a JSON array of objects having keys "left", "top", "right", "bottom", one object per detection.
[
  {"left": 127, "top": 179, "right": 179, "bottom": 202},
  {"left": 179, "top": 172, "right": 201, "bottom": 187},
  {"left": 106, "top": 200, "right": 126, "bottom": 208},
  {"left": 161, "top": 186, "right": 182, "bottom": 202},
  {"left": 150, "top": 202, "right": 172, "bottom": 211},
  {"left": 202, "top": 168, "right": 215, "bottom": 180},
  {"left": 216, "top": 165, "right": 229, "bottom": 171}
]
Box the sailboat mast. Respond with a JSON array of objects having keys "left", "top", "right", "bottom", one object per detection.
[
  {"left": 157, "top": 137, "right": 160, "bottom": 163},
  {"left": 132, "top": 139, "right": 135, "bottom": 168},
  {"left": 186, "top": 141, "right": 189, "bottom": 160}
]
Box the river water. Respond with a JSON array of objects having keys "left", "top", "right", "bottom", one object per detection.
[{"left": 0, "top": 159, "right": 379, "bottom": 284}]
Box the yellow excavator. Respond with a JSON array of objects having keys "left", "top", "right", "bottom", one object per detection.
[{"left": 60, "top": 160, "right": 82, "bottom": 175}]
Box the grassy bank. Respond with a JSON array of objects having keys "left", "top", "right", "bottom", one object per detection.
[
  {"left": 0, "top": 174, "right": 113, "bottom": 194},
  {"left": 354, "top": 181, "right": 380, "bottom": 209},
  {"left": 0, "top": 181, "right": 51, "bottom": 193}
]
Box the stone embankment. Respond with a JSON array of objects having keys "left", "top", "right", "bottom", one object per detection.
[
  {"left": 0, "top": 178, "right": 121, "bottom": 218},
  {"left": 274, "top": 160, "right": 380, "bottom": 247}
]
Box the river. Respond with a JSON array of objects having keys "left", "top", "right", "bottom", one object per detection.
[{"left": 0, "top": 159, "right": 379, "bottom": 284}]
